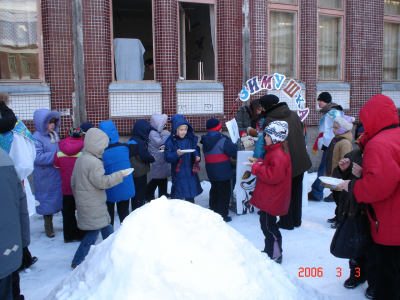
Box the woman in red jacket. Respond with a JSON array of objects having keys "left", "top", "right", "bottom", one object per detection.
[
  {"left": 339, "top": 94, "right": 400, "bottom": 300},
  {"left": 248, "top": 121, "right": 292, "bottom": 264}
]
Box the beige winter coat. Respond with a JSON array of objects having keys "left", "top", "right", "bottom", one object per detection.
[
  {"left": 71, "top": 128, "right": 124, "bottom": 230},
  {"left": 322, "top": 130, "right": 353, "bottom": 191}
]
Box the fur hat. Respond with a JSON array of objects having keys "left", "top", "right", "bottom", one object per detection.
[
  {"left": 206, "top": 118, "right": 221, "bottom": 131},
  {"left": 334, "top": 115, "right": 355, "bottom": 135},
  {"left": 264, "top": 121, "right": 289, "bottom": 144},
  {"left": 259, "top": 94, "right": 279, "bottom": 110},
  {"left": 317, "top": 92, "right": 332, "bottom": 103},
  {"left": 0, "top": 92, "right": 10, "bottom": 105},
  {"left": 67, "top": 126, "right": 83, "bottom": 138},
  {"left": 80, "top": 122, "right": 94, "bottom": 134}
]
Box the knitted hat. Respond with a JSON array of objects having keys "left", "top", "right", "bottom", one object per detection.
[
  {"left": 259, "top": 94, "right": 279, "bottom": 110},
  {"left": 67, "top": 126, "right": 83, "bottom": 138},
  {"left": 264, "top": 121, "right": 289, "bottom": 144},
  {"left": 334, "top": 115, "right": 355, "bottom": 135},
  {"left": 80, "top": 122, "right": 94, "bottom": 134},
  {"left": 206, "top": 118, "right": 221, "bottom": 131},
  {"left": 317, "top": 92, "right": 332, "bottom": 103}
]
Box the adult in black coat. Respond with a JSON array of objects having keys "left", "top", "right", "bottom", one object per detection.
[
  {"left": 260, "top": 95, "right": 312, "bottom": 229},
  {"left": 0, "top": 92, "right": 17, "bottom": 134}
]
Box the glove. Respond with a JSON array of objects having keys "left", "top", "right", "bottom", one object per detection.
[
  {"left": 192, "top": 161, "right": 200, "bottom": 174},
  {"left": 248, "top": 128, "right": 258, "bottom": 137}
]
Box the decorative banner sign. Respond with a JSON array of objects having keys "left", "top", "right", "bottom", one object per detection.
[{"left": 237, "top": 73, "right": 309, "bottom": 122}]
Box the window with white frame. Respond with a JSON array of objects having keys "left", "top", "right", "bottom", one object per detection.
[
  {"left": 383, "top": 0, "right": 400, "bottom": 80},
  {"left": 268, "top": 1, "right": 298, "bottom": 78},
  {"left": 0, "top": 0, "right": 41, "bottom": 80},
  {"left": 318, "top": 0, "right": 344, "bottom": 80},
  {"left": 112, "top": 0, "right": 154, "bottom": 81},
  {"left": 178, "top": 0, "right": 216, "bottom": 81}
]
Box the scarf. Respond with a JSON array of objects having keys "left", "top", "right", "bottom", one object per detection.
[
  {"left": 325, "top": 136, "right": 344, "bottom": 176},
  {"left": 320, "top": 102, "right": 337, "bottom": 114}
]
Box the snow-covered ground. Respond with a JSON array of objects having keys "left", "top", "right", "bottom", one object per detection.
[{"left": 21, "top": 173, "right": 368, "bottom": 300}]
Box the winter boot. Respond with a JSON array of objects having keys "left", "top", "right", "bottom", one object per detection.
[
  {"left": 43, "top": 215, "right": 55, "bottom": 238},
  {"left": 343, "top": 259, "right": 366, "bottom": 289}
]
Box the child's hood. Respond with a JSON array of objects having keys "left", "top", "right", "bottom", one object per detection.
[
  {"left": 130, "top": 119, "right": 155, "bottom": 142},
  {"left": 170, "top": 115, "right": 195, "bottom": 139},
  {"left": 150, "top": 114, "right": 168, "bottom": 133},
  {"left": 200, "top": 131, "right": 224, "bottom": 152},
  {"left": 33, "top": 109, "right": 61, "bottom": 135},
  {"left": 58, "top": 137, "right": 84, "bottom": 156},
  {"left": 83, "top": 128, "right": 109, "bottom": 158},
  {"left": 98, "top": 120, "right": 119, "bottom": 144}
]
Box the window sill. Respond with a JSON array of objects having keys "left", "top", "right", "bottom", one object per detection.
[
  {"left": 0, "top": 84, "right": 50, "bottom": 95},
  {"left": 316, "top": 82, "right": 350, "bottom": 90},
  {"left": 176, "top": 81, "right": 223, "bottom": 92},
  {"left": 109, "top": 81, "right": 161, "bottom": 93},
  {"left": 382, "top": 83, "right": 400, "bottom": 91}
]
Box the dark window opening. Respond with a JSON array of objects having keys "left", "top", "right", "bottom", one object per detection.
[
  {"left": 112, "top": 0, "right": 153, "bottom": 81},
  {"left": 179, "top": 2, "right": 215, "bottom": 80}
]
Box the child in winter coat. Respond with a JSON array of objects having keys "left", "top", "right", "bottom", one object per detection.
[
  {"left": 70, "top": 128, "right": 128, "bottom": 268},
  {"left": 248, "top": 121, "right": 291, "bottom": 264},
  {"left": 200, "top": 118, "right": 237, "bottom": 222},
  {"left": 33, "top": 109, "right": 63, "bottom": 238},
  {"left": 322, "top": 114, "right": 354, "bottom": 229},
  {"left": 145, "top": 114, "right": 171, "bottom": 201},
  {"left": 164, "top": 115, "right": 203, "bottom": 202},
  {"left": 99, "top": 120, "right": 138, "bottom": 226},
  {"left": 53, "top": 126, "right": 85, "bottom": 243},
  {"left": 129, "top": 119, "right": 156, "bottom": 210}
]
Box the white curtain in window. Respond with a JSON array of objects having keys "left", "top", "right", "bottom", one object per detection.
[
  {"left": 319, "top": 0, "right": 342, "bottom": 9},
  {"left": 0, "top": 0, "right": 38, "bottom": 47},
  {"left": 383, "top": 22, "right": 400, "bottom": 80},
  {"left": 270, "top": 11, "right": 295, "bottom": 77},
  {"left": 209, "top": 4, "right": 215, "bottom": 54},
  {"left": 384, "top": 0, "right": 400, "bottom": 15},
  {"left": 318, "top": 15, "right": 341, "bottom": 79}
]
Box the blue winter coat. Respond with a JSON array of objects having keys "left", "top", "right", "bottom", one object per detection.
[
  {"left": 99, "top": 120, "right": 137, "bottom": 202},
  {"left": 164, "top": 115, "right": 203, "bottom": 199},
  {"left": 33, "top": 109, "right": 63, "bottom": 215},
  {"left": 129, "top": 119, "right": 156, "bottom": 164},
  {"left": 200, "top": 131, "right": 237, "bottom": 181}
]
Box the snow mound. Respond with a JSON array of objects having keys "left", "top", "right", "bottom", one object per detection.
[{"left": 46, "top": 197, "right": 321, "bottom": 300}]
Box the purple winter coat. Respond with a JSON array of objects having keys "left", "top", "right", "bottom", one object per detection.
[
  {"left": 33, "top": 109, "right": 63, "bottom": 215},
  {"left": 149, "top": 114, "right": 171, "bottom": 179}
]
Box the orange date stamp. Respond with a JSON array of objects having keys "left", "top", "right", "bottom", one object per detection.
[{"left": 298, "top": 267, "right": 361, "bottom": 277}]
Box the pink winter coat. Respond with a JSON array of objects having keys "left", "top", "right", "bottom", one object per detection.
[{"left": 53, "top": 137, "right": 84, "bottom": 195}]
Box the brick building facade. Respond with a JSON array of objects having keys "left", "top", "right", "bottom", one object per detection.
[{"left": 1, "top": 0, "right": 399, "bottom": 137}]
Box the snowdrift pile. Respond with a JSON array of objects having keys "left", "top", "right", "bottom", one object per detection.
[{"left": 46, "top": 197, "right": 325, "bottom": 300}]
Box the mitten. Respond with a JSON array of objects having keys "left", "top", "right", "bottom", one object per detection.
[
  {"left": 192, "top": 161, "right": 200, "bottom": 174},
  {"left": 248, "top": 128, "right": 258, "bottom": 137},
  {"left": 175, "top": 159, "right": 183, "bottom": 173}
]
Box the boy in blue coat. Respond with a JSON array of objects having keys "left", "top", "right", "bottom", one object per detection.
[
  {"left": 200, "top": 118, "right": 237, "bottom": 222},
  {"left": 164, "top": 115, "right": 203, "bottom": 202},
  {"left": 99, "top": 120, "right": 138, "bottom": 226}
]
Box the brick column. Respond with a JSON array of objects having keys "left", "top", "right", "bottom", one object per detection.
[
  {"left": 346, "top": 0, "right": 384, "bottom": 119},
  {"left": 81, "top": 0, "right": 112, "bottom": 127},
  {"left": 300, "top": 0, "right": 318, "bottom": 125},
  {"left": 217, "top": 0, "right": 243, "bottom": 119},
  {"left": 154, "top": 0, "right": 179, "bottom": 118},
  {"left": 41, "top": 0, "right": 75, "bottom": 136}
]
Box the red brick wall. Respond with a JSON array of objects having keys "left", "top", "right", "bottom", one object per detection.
[
  {"left": 300, "top": 0, "right": 318, "bottom": 125},
  {"left": 41, "top": 0, "right": 75, "bottom": 136},
  {"left": 345, "top": 0, "right": 384, "bottom": 122},
  {"left": 81, "top": 0, "right": 112, "bottom": 128}
]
